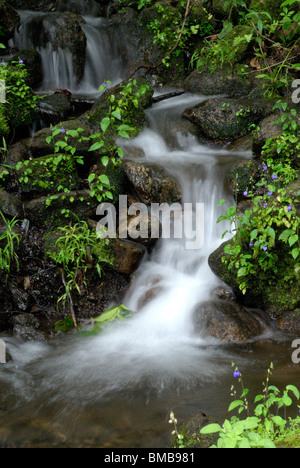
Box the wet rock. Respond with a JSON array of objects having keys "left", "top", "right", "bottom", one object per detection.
[
  {"left": 0, "top": 189, "right": 24, "bottom": 218},
  {"left": 182, "top": 97, "right": 275, "bottom": 141},
  {"left": 183, "top": 68, "right": 252, "bottom": 98},
  {"left": 193, "top": 299, "right": 262, "bottom": 343},
  {"left": 24, "top": 189, "right": 99, "bottom": 229},
  {"left": 174, "top": 412, "right": 219, "bottom": 449},
  {"left": 94, "top": 236, "right": 147, "bottom": 276},
  {"left": 11, "top": 313, "right": 46, "bottom": 342},
  {"left": 227, "top": 159, "right": 262, "bottom": 202},
  {"left": 227, "top": 134, "right": 253, "bottom": 152},
  {"left": 11, "top": 49, "right": 43, "bottom": 88},
  {"left": 6, "top": 140, "right": 29, "bottom": 166},
  {"left": 38, "top": 93, "right": 72, "bottom": 125},
  {"left": 124, "top": 161, "right": 181, "bottom": 205},
  {"left": 54, "top": 0, "right": 103, "bottom": 16},
  {"left": 212, "top": 286, "right": 236, "bottom": 302},
  {"left": 0, "top": 2, "right": 20, "bottom": 42},
  {"left": 26, "top": 119, "right": 92, "bottom": 159},
  {"left": 252, "top": 114, "right": 283, "bottom": 157},
  {"left": 9, "top": 284, "right": 31, "bottom": 312},
  {"left": 118, "top": 212, "right": 161, "bottom": 248},
  {"left": 277, "top": 309, "right": 300, "bottom": 335},
  {"left": 17, "top": 154, "right": 80, "bottom": 196}
]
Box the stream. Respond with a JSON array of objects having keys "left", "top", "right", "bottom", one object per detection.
[{"left": 0, "top": 4, "right": 299, "bottom": 449}]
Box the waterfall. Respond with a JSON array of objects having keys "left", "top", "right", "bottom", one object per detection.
[{"left": 11, "top": 9, "right": 126, "bottom": 94}]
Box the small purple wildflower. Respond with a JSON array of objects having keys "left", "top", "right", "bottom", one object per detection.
[
  {"left": 1, "top": 61, "right": 5, "bottom": 66},
  {"left": 249, "top": 242, "right": 254, "bottom": 248},
  {"left": 233, "top": 370, "right": 240, "bottom": 379},
  {"left": 268, "top": 191, "right": 272, "bottom": 196},
  {"left": 263, "top": 164, "right": 268, "bottom": 171},
  {"left": 263, "top": 246, "right": 268, "bottom": 252},
  {"left": 272, "top": 174, "right": 278, "bottom": 180},
  {"left": 19, "top": 59, "right": 24, "bottom": 64},
  {"left": 61, "top": 128, "right": 66, "bottom": 133},
  {"left": 264, "top": 202, "right": 268, "bottom": 207},
  {"left": 243, "top": 191, "right": 248, "bottom": 197},
  {"left": 287, "top": 205, "right": 293, "bottom": 212}
]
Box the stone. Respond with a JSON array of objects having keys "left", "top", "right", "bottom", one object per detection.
[
  {"left": 193, "top": 299, "right": 262, "bottom": 343},
  {"left": 0, "top": 189, "right": 24, "bottom": 218},
  {"left": 124, "top": 161, "right": 181, "bottom": 205},
  {"left": 252, "top": 114, "right": 283, "bottom": 157},
  {"left": 183, "top": 69, "right": 252, "bottom": 98},
  {"left": 9, "top": 284, "right": 31, "bottom": 312},
  {"left": 182, "top": 97, "right": 276, "bottom": 141},
  {"left": 0, "top": 2, "right": 20, "bottom": 42},
  {"left": 24, "top": 189, "right": 99, "bottom": 229},
  {"left": 38, "top": 93, "right": 72, "bottom": 125},
  {"left": 11, "top": 49, "right": 43, "bottom": 88},
  {"left": 12, "top": 313, "right": 46, "bottom": 342}
]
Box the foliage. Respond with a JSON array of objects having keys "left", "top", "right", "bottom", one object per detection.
[
  {"left": 0, "top": 58, "right": 38, "bottom": 129},
  {"left": 46, "top": 220, "right": 113, "bottom": 313},
  {"left": 80, "top": 304, "right": 131, "bottom": 336},
  {"left": 199, "top": 362, "right": 300, "bottom": 448},
  {"left": 217, "top": 101, "right": 299, "bottom": 294},
  {"left": 190, "top": 0, "right": 299, "bottom": 96},
  {"left": 0, "top": 211, "right": 21, "bottom": 283}
]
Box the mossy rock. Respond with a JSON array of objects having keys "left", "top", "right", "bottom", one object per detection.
[
  {"left": 249, "top": 0, "right": 284, "bottom": 20},
  {"left": 17, "top": 154, "right": 80, "bottom": 196},
  {"left": 0, "top": 104, "right": 9, "bottom": 139},
  {"left": 222, "top": 25, "right": 254, "bottom": 64}
]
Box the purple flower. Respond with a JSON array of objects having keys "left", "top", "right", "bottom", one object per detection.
[
  {"left": 1, "top": 61, "right": 5, "bottom": 66},
  {"left": 19, "top": 59, "right": 24, "bottom": 64},
  {"left": 264, "top": 202, "right": 268, "bottom": 207},
  {"left": 263, "top": 164, "right": 268, "bottom": 171},
  {"left": 249, "top": 242, "right": 254, "bottom": 248},
  {"left": 243, "top": 191, "right": 248, "bottom": 197},
  {"left": 61, "top": 128, "right": 66, "bottom": 133},
  {"left": 263, "top": 246, "right": 268, "bottom": 252},
  {"left": 287, "top": 205, "right": 293, "bottom": 212},
  {"left": 186, "top": 52, "right": 190, "bottom": 58},
  {"left": 233, "top": 370, "right": 240, "bottom": 379},
  {"left": 272, "top": 174, "right": 278, "bottom": 180},
  {"left": 268, "top": 191, "right": 272, "bottom": 196}
]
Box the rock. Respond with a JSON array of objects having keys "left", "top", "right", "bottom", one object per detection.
[
  {"left": 182, "top": 97, "right": 275, "bottom": 141},
  {"left": 0, "top": 2, "right": 20, "bottom": 42},
  {"left": 277, "top": 309, "right": 300, "bottom": 335},
  {"left": 252, "top": 114, "right": 283, "bottom": 157},
  {"left": 227, "top": 160, "right": 262, "bottom": 202},
  {"left": 11, "top": 313, "right": 46, "bottom": 342},
  {"left": 174, "top": 412, "right": 219, "bottom": 449},
  {"left": 6, "top": 140, "right": 29, "bottom": 166},
  {"left": 212, "top": 286, "right": 236, "bottom": 302},
  {"left": 208, "top": 239, "right": 300, "bottom": 318},
  {"left": 193, "top": 299, "right": 262, "bottom": 343},
  {"left": 94, "top": 236, "right": 147, "bottom": 276},
  {"left": 54, "top": 0, "right": 103, "bottom": 16},
  {"left": 9, "top": 284, "right": 31, "bottom": 312},
  {"left": 0, "top": 189, "right": 24, "bottom": 218},
  {"left": 124, "top": 161, "right": 181, "bottom": 205},
  {"left": 24, "top": 189, "right": 99, "bottom": 229},
  {"left": 26, "top": 119, "right": 92, "bottom": 159},
  {"left": 17, "top": 154, "right": 80, "bottom": 196},
  {"left": 183, "top": 69, "right": 252, "bottom": 98},
  {"left": 11, "top": 49, "right": 43, "bottom": 88},
  {"left": 227, "top": 134, "right": 253, "bottom": 152},
  {"left": 38, "top": 93, "right": 72, "bottom": 125},
  {"left": 88, "top": 77, "right": 154, "bottom": 133}
]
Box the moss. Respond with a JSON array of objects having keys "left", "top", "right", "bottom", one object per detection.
[
  {"left": 223, "top": 25, "right": 253, "bottom": 64},
  {"left": 17, "top": 154, "right": 79, "bottom": 195},
  {"left": 249, "top": 0, "right": 284, "bottom": 20},
  {"left": 0, "top": 104, "right": 9, "bottom": 138}
]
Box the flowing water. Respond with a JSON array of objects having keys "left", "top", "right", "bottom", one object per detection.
[{"left": 0, "top": 5, "right": 299, "bottom": 449}]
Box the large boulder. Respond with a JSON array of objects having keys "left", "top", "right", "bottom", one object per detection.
[
  {"left": 183, "top": 68, "right": 252, "bottom": 97},
  {"left": 182, "top": 97, "right": 276, "bottom": 141},
  {"left": 11, "top": 49, "right": 43, "bottom": 88},
  {"left": 193, "top": 299, "right": 262, "bottom": 343}
]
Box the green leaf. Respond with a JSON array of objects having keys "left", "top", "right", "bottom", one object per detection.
[
  {"left": 279, "top": 229, "right": 295, "bottom": 241},
  {"left": 100, "top": 117, "right": 111, "bottom": 133},
  {"left": 99, "top": 174, "right": 110, "bottom": 186},
  {"left": 89, "top": 141, "right": 104, "bottom": 152},
  {"left": 112, "top": 109, "right": 122, "bottom": 120},
  {"left": 101, "top": 156, "right": 109, "bottom": 167},
  {"left": 286, "top": 385, "right": 300, "bottom": 399},
  {"left": 200, "top": 423, "right": 222, "bottom": 434},
  {"left": 267, "top": 227, "right": 276, "bottom": 240},
  {"left": 237, "top": 267, "right": 247, "bottom": 277},
  {"left": 289, "top": 234, "right": 298, "bottom": 247},
  {"left": 228, "top": 400, "right": 244, "bottom": 412}
]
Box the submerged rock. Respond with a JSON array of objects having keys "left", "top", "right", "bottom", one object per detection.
[{"left": 193, "top": 299, "right": 262, "bottom": 343}]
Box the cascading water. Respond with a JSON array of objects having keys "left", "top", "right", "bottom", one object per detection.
[
  {"left": 11, "top": 8, "right": 126, "bottom": 94},
  {"left": 0, "top": 2, "right": 297, "bottom": 448}
]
